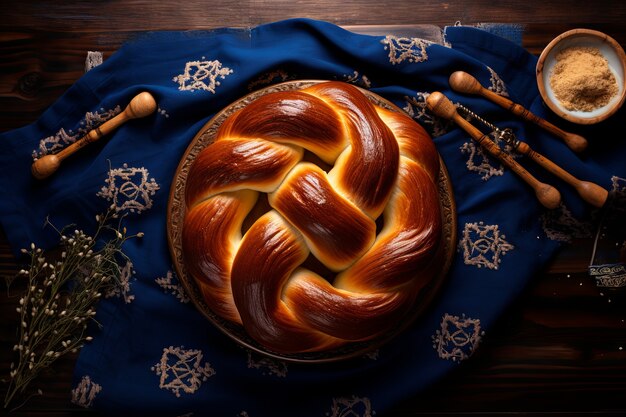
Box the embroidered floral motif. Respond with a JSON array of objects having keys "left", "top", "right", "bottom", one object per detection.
[
  {"left": 381, "top": 35, "right": 431, "bottom": 64},
  {"left": 403, "top": 92, "right": 453, "bottom": 137},
  {"left": 173, "top": 57, "right": 233, "bottom": 93},
  {"left": 460, "top": 222, "right": 514, "bottom": 270},
  {"left": 246, "top": 350, "right": 288, "bottom": 377},
  {"left": 342, "top": 70, "right": 372, "bottom": 88},
  {"left": 155, "top": 270, "right": 190, "bottom": 303},
  {"left": 152, "top": 346, "right": 216, "bottom": 397},
  {"left": 541, "top": 203, "right": 593, "bottom": 242},
  {"left": 97, "top": 163, "right": 160, "bottom": 214},
  {"left": 327, "top": 395, "right": 373, "bottom": 417},
  {"left": 432, "top": 313, "right": 484, "bottom": 362},
  {"left": 104, "top": 260, "right": 135, "bottom": 303},
  {"left": 486, "top": 66, "right": 509, "bottom": 97},
  {"left": 32, "top": 106, "right": 121, "bottom": 160},
  {"left": 460, "top": 140, "right": 504, "bottom": 181},
  {"left": 71, "top": 375, "right": 102, "bottom": 408},
  {"left": 247, "top": 69, "right": 294, "bottom": 91}
]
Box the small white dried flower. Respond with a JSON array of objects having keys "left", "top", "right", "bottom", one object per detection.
[{"left": 137, "top": 232, "right": 145, "bottom": 238}]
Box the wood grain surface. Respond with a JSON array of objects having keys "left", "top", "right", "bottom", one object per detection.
[{"left": 1, "top": 1, "right": 626, "bottom": 416}]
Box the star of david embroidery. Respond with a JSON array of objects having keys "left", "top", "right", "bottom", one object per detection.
[
  {"left": 403, "top": 92, "right": 453, "bottom": 137},
  {"left": 155, "top": 270, "right": 190, "bottom": 303},
  {"left": 246, "top": 350, "right": 288, "bottom": 377},
  {"left": 97, "top": 163, "right": 160, "bottom": 214},
  {"left": 432, "top": 313, "right": 484, "bottom": 362},
  {"left": 460, "top": 222, "right": 514, "bottom": 270},
  {"left": 173, "top": 58, "right": 233, "bottom": 93},
  {"left": 104, "top": 260, "right": 135, "bottom": 303},
  {"left": 71, "top": 375, "right": 102, "bottom": 408},
  {"left": 327, "top": 395, "right": 373, "bottom": 417},
  {"left": 381, "top": 35, "right": 430, "bottom": 65},
  {"left": 32, "top": 106, "right": 121, "bottom": 160},
  {"left": 152, "top": 346, "right": 215, "bottom": 397}
]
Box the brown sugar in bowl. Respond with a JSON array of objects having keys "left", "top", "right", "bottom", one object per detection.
[{"left": 536, "top": 28, "right": 626, "bottom": 124}]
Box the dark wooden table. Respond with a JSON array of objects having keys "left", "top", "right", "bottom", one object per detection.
[{"left": 1, "top": 1, "right": 626, "bottom": 416}]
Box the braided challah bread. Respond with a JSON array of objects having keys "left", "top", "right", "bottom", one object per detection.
[{"left": 182, "top": 81, "right": 443, "bottom": 354}]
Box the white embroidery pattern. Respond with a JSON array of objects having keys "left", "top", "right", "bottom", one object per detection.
[
  {"left": 157, "top": 106, "right": 170, "bottom": 119},
  {"left": 104, "top": 260, "right": 135, "bottom": 303},
  {"left": 32, "top": 106, "right": 121, "bottom": 160},
  {"left": 155, "top": 270, "right": 190, "bottom": 303},
  {"left": 612, "top": 175, "right": 626, "bottom": 193},
  {"left": 173, "top": 57, "right": 233, "bottom": 93},
  {"left": 152, "top": 346, "right": 216, "bottom": 397},
  {"left": 97, "top": 163, "right": 160, "bottom": 214},
  {"left": 246, "top": 351, "right": 288, "bottom": 377},
  {"left": 381, "top": 35, "right": 431, "bottom": 64},
  {"left": 342, "top": 71, "right": 372, "bottom": 88},
  {"left": 328, "top": 395, "right": 373, "bottom": 417},
  {"left": 460, "top": 140, "right": 504, "bottom": 181},
  {"left": 541, "top": 203, "right": 593, "bottom": 242},
  {"left": 487, "top": 66, "right": 509, "bottom": 97},
  {"left": 403, "top": 92, "right": 453, "bottom": 137},
  {"left": 432, "top": 313, "right": 484, "bottom": 362},
  {"left": 460, "top": 222, "right": 514, "bottom": 270},
  {"left": 71, "top": 375, "right": 102, "bottom": 408}
]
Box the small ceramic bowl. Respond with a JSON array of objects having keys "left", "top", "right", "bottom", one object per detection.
[{"left": 536, "top": 28, "right": 626, "bottom": 124}]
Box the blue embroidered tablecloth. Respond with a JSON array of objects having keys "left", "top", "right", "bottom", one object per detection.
[{"left": 1, "top": 18, "right": 625, "bottom": 417}]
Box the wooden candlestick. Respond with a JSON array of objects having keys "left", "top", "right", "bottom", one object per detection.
[
  {"left": 31, "top": 91, "right": 157, "bottom": 180},
  {"left": 426, "top": 91, "right": 562, "bottom": 209},
  {"left": 448, "top": 71, "right": 588, "bottom": 153}
]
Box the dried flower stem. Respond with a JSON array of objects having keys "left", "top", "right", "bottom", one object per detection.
[{"left": 3, "top": 208, "right": 142, "bottom": 410}]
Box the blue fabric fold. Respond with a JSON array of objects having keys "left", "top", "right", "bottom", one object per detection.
[{"left": 1, "top": 18, "right": 624, "bottom": 417}]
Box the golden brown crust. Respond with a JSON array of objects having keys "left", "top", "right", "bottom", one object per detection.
[
  {"left": 269, "top": 163, "right": 376, "bottom": 272},
  {"left": 306, "top": 82, "right": 399, "bottom": 218},
  {"left": 182, "top": 190, "right": 258, "bottom": 324},
  {"left": 181, "top": 81, "right": 442, "bottom": 353},
  {"left": 230, "top": 211, "right": 341, "bottom": 352}
]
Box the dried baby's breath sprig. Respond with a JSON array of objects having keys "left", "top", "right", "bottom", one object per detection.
[{"left": 3, "top": 208, "right": 143, "bottom": 410}]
